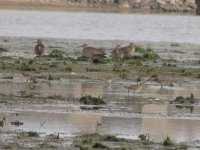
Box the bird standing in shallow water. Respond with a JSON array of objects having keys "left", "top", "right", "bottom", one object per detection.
[
  {"left": 123, "top": 83, "right": 144, "bottom": 97},
  {"left": 35, "top": 39, "right": 45, "bottom": 56}
]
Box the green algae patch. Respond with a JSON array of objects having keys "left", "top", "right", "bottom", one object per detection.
[{"left": 80, "top": 95, "right": 106, "bottom": 105}]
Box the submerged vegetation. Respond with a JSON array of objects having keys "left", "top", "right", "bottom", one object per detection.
[
  {"left": 27, "top": 131, "right": 39, "bottom": 137},
  {"left": 48, "top": 49, "right": 65, "bottom": 58},
  {"left": 0, "top": 47, "right": 8, "bottom": 52},
  {"left": 80, "top": 95, "right": 106, "bottom": 105},
  {"left": 135, "top": 46, "right": 159, "bottom": 60},
  {"left": 74, "top": 133, "right": 189, "bottom": 150},
  {"left": 163, "top": 136, "right": 174, "bottom": 146},
  {"left": 171, "top": 93, "right": 197, "bottom": 104}
]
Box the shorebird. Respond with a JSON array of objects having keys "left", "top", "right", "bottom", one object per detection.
[
  {"left": 34, "top": 39, "right": 45, "bottom": 56},
  {"left": 111, "top": 44, "right": 124, "bottom": 60},
  {"left": 119, "top": 43, "right": 135, "bottom": 58},
  {"left": 136, "top": 74, "right": 151, "bottom": 84},
  {"left": 123, "top": 83, "right": 144, "bottom": 97},
  {"left": 80, "top": 44, "right": 106, "bottom": 59},
  {"left": 0, "top": 117, "right": 6, "bottom": 127}
]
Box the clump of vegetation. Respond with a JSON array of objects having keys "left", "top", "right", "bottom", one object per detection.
[
  {"left": 135, "top": 46, "right": 159, "bottom": 60},
  {"left": 170, "top": 42, "right": 180, "bottom": 47},
  {"left": 163, "top": 136, "right": 174, "bottom": 146},
  {"left": 113, "top": 62, "right": 122, "bottom": 72},
  {"left": 0, "top": 47, "right": 8, "bottom": 52},
  {"left": 77, "top": 56, "right": 89, "bottom": 61},
  {"left": 172, "top": 93, "right": 196, "bottom": 104},
  {"left": 162, "top": 63, "right": 177, "bottom": 67},
  {"left": 48, "top": 49, "right": 65, "bottom": 58},
  {"left": 119, "top": 69, "right": 129, "bottom": 79},
  {"left": 92, "top": 57, "right": 107, "bottom": 64},
  {"left": 18, "top": 59, "right": 35, "bottom": 71},
  {"left": 128, "top": 60, "right": 142, "bottom": 66},
  {"left": 177, "top": 143, "right": 188, "bottom": 149},
  {"left": 2, "top": 76, "right": 13, "bottom": 79},
  {"left": 47, "top": 95, "right": 65, "bottom": 100},
  {"left": 48, "top": 62, "right": 58, "bottom": 68},
  {"left": 27, "top": 131, "right": 39, "bottom": 137},
  {"left": 48, "top": 134, "right": 60, "bottom": 139},
  {"left": 135, "top": 46, "right": 146, "bottom": 54},
  {"left": 80, "top": 95, "right": 106, "bottom": 105},
  {"left": 80, "top": 106, "right": 101, "bottom": 110},
  {"left": 103, "top": 135, "right": 127, "bottom": 142},
  {"left": 86, "top": 67, "right": 101, "bottom": 72},
  {"left": 92, "top": 142, "right": 107, "bottom": 149},
  {"left": 39, "top": 143, "right": 57, "bottom": 148},
  {"left": 138, "top": 134, "right": 150, "bottom": 142},
  {"left": 144, "top": 48, "right": 158, "bottom": 59},
  {"left": 0, "top": 61, "right": 12, "bottom": 70}
]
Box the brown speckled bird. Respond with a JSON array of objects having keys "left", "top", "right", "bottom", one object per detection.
[
  {"left": 81, "top": 44, "right": 106, "bottom": 59},
  {"left": 111, "top": 44, "right": 124, "bottom": 60},
  {"left": 123, "top": 83, "right": 143, "bottom": 97},
  {"left": 136, "top": 74, "right": 151, "bottom": 84},
  {"left": 119, "top": 43, "right": 135, "bottom": 58},
  {"left": 35, "top": 39, "right": 45, "bottom": 56}
]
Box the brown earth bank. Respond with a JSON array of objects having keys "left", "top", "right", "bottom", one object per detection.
[{"left": 0, "top": 0, "right": 197, "bottom": 13}]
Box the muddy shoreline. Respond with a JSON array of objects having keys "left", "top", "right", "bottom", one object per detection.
[{"left": 0, "top": 36, "right": 200, "bottom": 149}]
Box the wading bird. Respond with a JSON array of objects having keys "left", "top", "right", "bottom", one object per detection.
[
  {"left": 119, "top": 43, "right": 135, "bottom": 58},
  {"left": 35, "top": 39, "right": 45, "bottom": 56},
  {"left": 111, "top": 44, "right": 124, "bottom": 60},
  {"left": 123, "top": 83, "right": 144, "bottom": 97},
  {"left": 80, "top": 44, "right": 106, "bottom": 59},
  {"left": 136, "top": 74, "right": 151, "bottom": 84}
]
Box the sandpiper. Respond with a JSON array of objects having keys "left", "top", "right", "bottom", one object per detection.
[
  {"left": 123, "top": 83, "right": 144, "bottom": 97},
  {"left": 80, "top": 44, "right": 106, "bottom": 59},
  {"left": 111, "top": 44, "right": 124, "bottom": 60},
  {"left": 136, "top": 74, "right": 151, "bottom": 84},
  {"left": 35, "top": 39, "right": 45, "bottom": 56},
  {"left": 119, "top": 43, "right": 135, "bottom": 58}
]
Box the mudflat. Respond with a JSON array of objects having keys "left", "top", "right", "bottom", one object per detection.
[{"left": 0, "top": 36, "right": 200, "bottom": 149}]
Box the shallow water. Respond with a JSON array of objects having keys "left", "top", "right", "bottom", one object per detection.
[
  {"left": 1, "top": 103, "right": 200, "bottom": 142},
  {"left": 0, "top": 10, "right": 200, "bottom": 43},
  {"left": 0, "top": 77, "right": 200, "bottom": 142},
  {"left": 0, "top": 79, "right": 199, "bottom": 100}
]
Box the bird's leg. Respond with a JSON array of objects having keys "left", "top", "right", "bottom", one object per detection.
[{"left": 160, "top": 83, "right": 163, "bottom": 89}]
